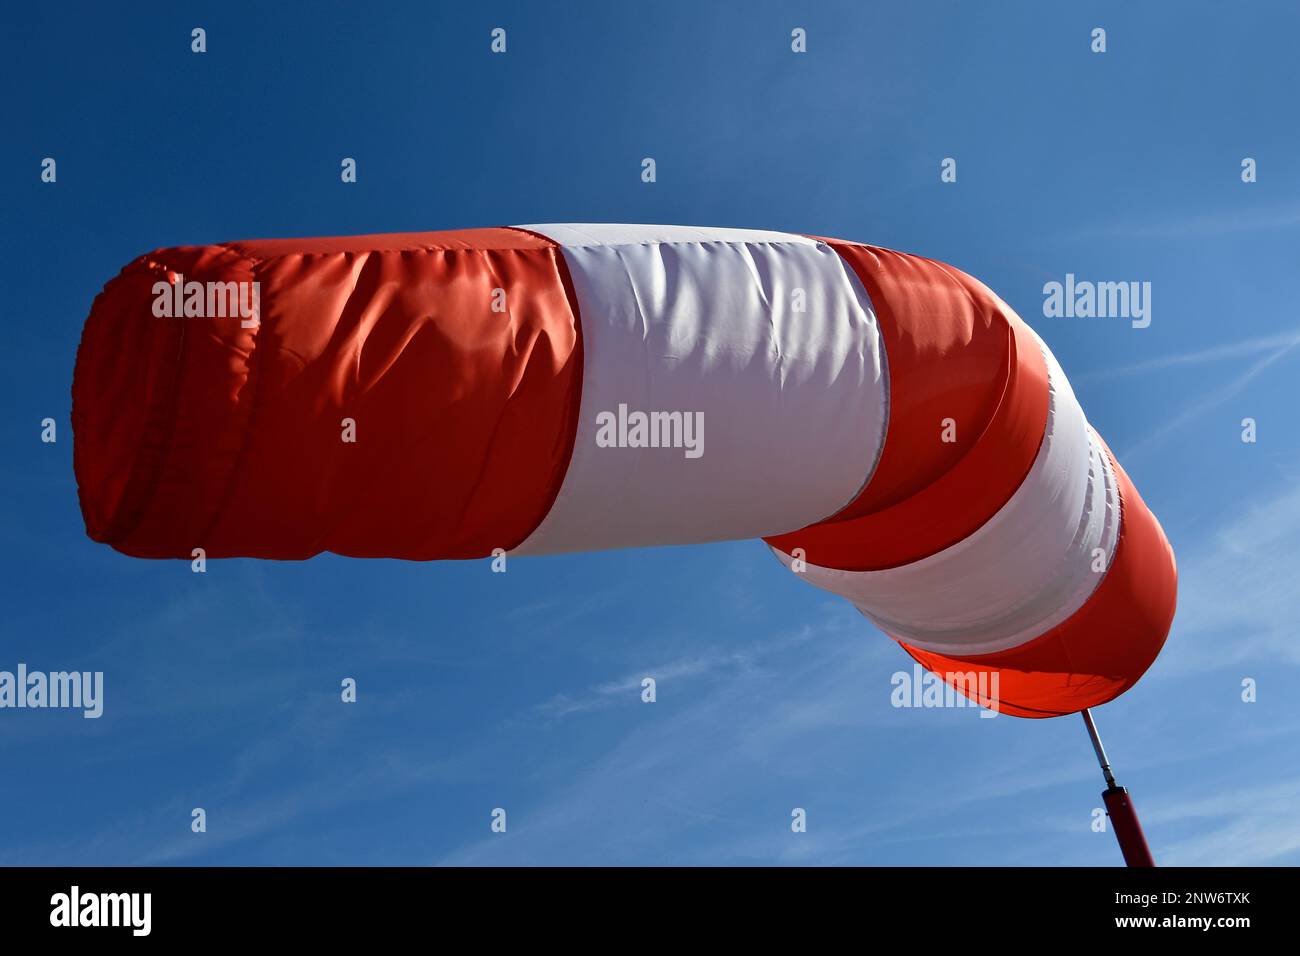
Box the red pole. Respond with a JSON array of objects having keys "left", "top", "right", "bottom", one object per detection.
[{"left": 1081, "top": 708, "right": 1155, "bottom": 867}]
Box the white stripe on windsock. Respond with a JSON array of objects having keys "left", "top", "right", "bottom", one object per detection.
[
  {"left": 771, "top": 330, "right": 1121, "bottom": 655},
  {"left": 512, "top": 224, "right": 888, "bottom": 555}
]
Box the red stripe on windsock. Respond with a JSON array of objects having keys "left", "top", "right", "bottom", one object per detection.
[
  {"left": 73, "top": 228, "right": 584, "bottom": 559},
  {"left": 898, "top": 439, "right": 1177, "bottom": 718},
  {"left": 765, "top": 243, "right": 1049, "bottom": 571}
]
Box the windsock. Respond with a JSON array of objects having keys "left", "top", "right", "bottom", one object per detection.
[{"left": 72, "top": 224, "right": 1177, "bottom": 717}]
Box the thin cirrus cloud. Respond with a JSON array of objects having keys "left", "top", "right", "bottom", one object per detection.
[
  {"left": 1071, "top": 202, "right": 1300, "bottom": 240},
  {"left": 1115, "top": 335, "right": 1300, "bottom": 462},
  {"left": 1153, "top": 775, "right": 1300, "bottom": 867},
  {"left": 1078, "top": 328, "right": 1300, "bottom": 382},
  {"left": 530, "top": 619, "right": 831, "bottom": 721},
  {"left": 1159, "top": 476, "right": 1300, "bottom": 673},
  {"left": 435, "top": 610, "right": 1064, "bottom": 866}
]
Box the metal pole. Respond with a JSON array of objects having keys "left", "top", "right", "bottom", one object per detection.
[
  {"left": 1081, "top": 708, "right": 1155, "bottom": 867},
  {"left": 1081, "top": 707, "right": 1117, "bottom": 788}
]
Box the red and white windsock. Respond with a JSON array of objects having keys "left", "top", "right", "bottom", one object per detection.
[{"left": 72, "top": 224, "right": 1177, "bottom": 717}]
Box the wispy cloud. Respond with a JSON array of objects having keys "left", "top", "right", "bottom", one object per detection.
[
  {"left": 1117, "top": 335, "right": 1300, "bottom": 461},
  {"left": 1071, "top": 202, "right": 1300, "bottom": 240},
  {"left": 536, "top": 655, "right": 732, "bottom": 720},
  {"left": 1078, "top": 329, "right": 1300, "bottom": 383},
  {"left": 1160, "top": 476, "right": 1300, "bottom": 673},
  {"left": 434, "top": 603, "right": 1097, "bottom": 867},
  {"left": 436, "top": 612, "right": 884, "bottom": 865},
  {"left": 0, "top": 693, "right": 467, "bottom": 866},
  {"left": 532, "top": 620, "right": 825, "bottom": 720},
  {"left": 1155, "top": 775, "right": 1300, "bottom": 866}
]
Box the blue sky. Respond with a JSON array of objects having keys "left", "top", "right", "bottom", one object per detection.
[{"left": 2, "top": 0, "right": 1298, "bottom": 865}]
